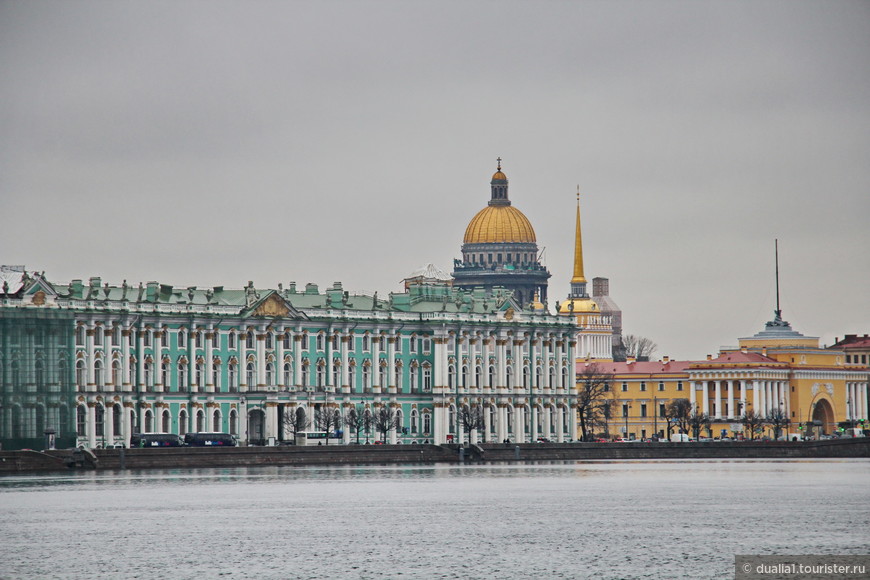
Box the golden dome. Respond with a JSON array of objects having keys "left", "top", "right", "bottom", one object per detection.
[
  {"left": 463, "top": 205, "right": 537, "bottom": 244},
  {"left": 492, "top": 170, "right": 507, "bottom": 181},
  {"left": 558, "top": 297, "right": 599, "bottom": 314}
]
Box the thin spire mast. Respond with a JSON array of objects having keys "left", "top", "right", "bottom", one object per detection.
[{"left": 774, "top": 239, "right": 781, "bottom": 321}]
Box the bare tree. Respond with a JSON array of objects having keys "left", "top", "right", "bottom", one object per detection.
[
  {"left": 576, "top": 363, "right": 614, "bottom": 441},
  {"left": 458, "top": 403, "right": 485, "bottom": 444},
  {"left": 282, "top": 406, "right": 310, "bottom": 443},
  {"left": 373, "top": 404, "right": 399, "bottom": 443},
  {"left": 619, "top": 334, "right": 658, "bottom": 362},
  {"left": 665, "top": 398, "right": 692, "bottom": 439},
  {"left": 314, "top": 405, "right": 342, "bottom": 446},
  {"left": 688, "top": 404, "right": 712, "bottom": 440},
  {"left": 741, "top": 409, "right": 766, "bottom": 441},
  {"left": 765, "top": 407, "right": 790, "bottom": 440},
  {"left": 344, "top": 404, "right": 373, "bottom": 444}
]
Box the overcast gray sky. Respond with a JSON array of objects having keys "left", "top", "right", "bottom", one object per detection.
[{"left": 1, "top": 0, "right": 868, "bottom": 360}]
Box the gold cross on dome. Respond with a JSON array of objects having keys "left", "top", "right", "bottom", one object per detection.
[{"left": 497, "top": 157, "right": 502, "bottom": 171}]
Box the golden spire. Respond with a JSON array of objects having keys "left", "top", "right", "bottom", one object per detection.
[{"left": 571, "top": 186, "right": 587, "bottom": 285}]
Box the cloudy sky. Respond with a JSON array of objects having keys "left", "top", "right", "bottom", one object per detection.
[{"left": 2, "top": 0, "right": 868, "bottom": 360}]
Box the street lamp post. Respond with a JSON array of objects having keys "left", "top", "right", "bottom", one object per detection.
[{"left": 624, "top": 402, "right": 631, "bottom": 440}]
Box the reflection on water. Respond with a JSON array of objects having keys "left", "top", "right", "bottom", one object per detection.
[{"left": 1, "top": 459, "right": 867, "bottom": 579}]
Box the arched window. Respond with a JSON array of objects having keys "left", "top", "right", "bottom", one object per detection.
[
  {"left": 178, "top": 409, "right": 188, "bottom": 436},
  {"left": 488, "top": 365, "right": 495, "bottom": 388},
  {"left": 362, "top": 365, "right": 370, "bottom": 392},
  {"left": 161, "top": 362, "right": 170, "bottom": 387},
  {"left": 228, "top": 362, "right": 238, "bottom": 390},
  {"left": 395, "top": 365, "right": 403, "bottom": 391},
  {"left": 448, "top": 405, "right": 455, "bottom": 434},
  {"left": 178, "top": 362, "right": 188, "bottom": 391},
  {"left": 213, "top": 410, "right": 221, "bottom": 432},
  {"left": 475, "top": 366, "right": 481, "bottom": 389},
  {"left": 246, "top": 362, "right": 255, "bottom": 387},
  {"left": 75, "top": 326, "right": 85, "bottom": 346},
  {"left": 423, "top": 413, "right": 431, "bottom": 434},
  {"left": 316, "top": 333, "right": 324, "bottom": 351},
  {"left": 144, "top": 361, "right": 153, "bottom": 388},
  {"left": 178, "top": 330, "right": 186, "bottom": 349},
  {"left": 196, "top": 410, "right": 205, "bottom": 432},
  {"left": 447, "top": 365, "right": 455, "bottom": 389},
  {"left": 283, "top": 362, "right": 291, "bottom": 387},
  {"left": 410, "top": 409, "right": 419, "bottom": 433},
  {"left": 462, "top": 365, "right": 469, "bottom": 389},
  {"left": 76, "top": 405, "right": 86, "bottom": 436},
  {"left": 195, "top": 362, "right": 204, "bottom": 388},
  {"left": 301, "top": 362, "right": 309, "bottom": 388},
  {"left": 93, "top": 327, "right": 103, "bottom": 346},
  {"left": 422, "top": 365, "right": 431, "bottom": 391},
  {"left": 562, "top": 367, "right": 569, "bottom": 389},
  {"left": 396, "top": 409, "right": 404, "bottom": 435},
  {"left": 94, "top": 359, "right": 104, "bottom": 387},
  {"left": 229, "top": 409, "right": 238, "bottom": 436},
  {"left": 523, "top": 365, "right": 530, "bottom": 388},
  {"left": 316, "top": 363, "right": 325, "bottom": 388},
  {"left": 378, "top": 365, "right": 387, "bottom": 388},
  {"left": 265, "top": 333, "right": 273, "bottom": 349},
  {"left": 112, "top": 360, "right": 122, "bottom": 388},
  {"left": 162, "top": 410, "right": 170, "bottom": 433},
  {"left": 410, "top": 365, "right": 418, "bottom": 392},
  {"left": 212, "top": 362, "right": 220, "bottom": 390},
  {"left": 35, "top": 360, "right": 45, "bottom": 388},
  {"left": 266, "top": 362, "right": 274, "bottom": 385},
  {"left": 113, "top": 404, "right": 123, "bottom": 437},
  {"left": 246, "top": 331, "right": 254, "bottom": 349},
  {"left": 348, "top": 362, "right": 355, "bottom": 391},
  {"left": 506, "top": 366, "right": 513, "bottom": 389},
  {"left": 144, "top": 409, "right": 153, "bottom": 432}
]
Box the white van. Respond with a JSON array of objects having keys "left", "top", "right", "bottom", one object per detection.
[{"left": 670, "top": 433, "right": 690, "bottom": 443}]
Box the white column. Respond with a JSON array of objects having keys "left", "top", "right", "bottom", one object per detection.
[
  {"left": 275, "top": 331, "right": 285, "bottom": 389},
  {"left": 542, "top": 339, "right": 551, "bottom": 390},
  {"left": 293, "top": 333, "right": 302, "bottom": 388},
  {"left": 388, "top": 336, "right": 396, "bottom": 392},
  {"left": 543, "top": 405, "right": 552, "bottom": 439},
  {"left": 371, "top": 332, "right": 381, "bottom": 392},
  {"left": 714, "top": 380, "right": 722, "bottom": 419},
  {"left": 861, "top": 383, "right": 868, "bottom": 421},
  {"left": 702, "top": 382, "right": 709, "bottom": 415},
  {"left": 740, "top": 380, "right": 747, "bottom": 417},
  {"left": 86, "top": 401, "right": 97, "bottom": 448},
  {"left": 756, "top": 380, "right": 765, "bottom": 416},
  {"left": 690, "top": 380, "right": 697, "bottom": 408},
  {"left": 727, "top": 380, "right": 734, "bottom": 418},
  {"left": 341, "top": 334, "right": 350, "bottom": 392},
  {"left": 497, "top": 403, "right": 508, "bottom": 442},
  {"left": 556, "top": 405, "right": 566, "bottom": 443},
  {"left": 153, "top": 330, "right": 164, "bottom": 392},
  {"left": 554, "top": 340, "right": 563, "bottom": 391},
  {"left": 122, "top": 330, "right": 132, "bottom": 390},
  {"left": 136, "top": 330, "right": 145, "bottom": 393},
  {"left": 256, "top": 331, "right": 266, "bottom": 388},
  {"left": 433, "top": 337, "right": 444, "bottom": 391},
  {"left": 205, "top": 328, "right": 214, "bottom": 393}
]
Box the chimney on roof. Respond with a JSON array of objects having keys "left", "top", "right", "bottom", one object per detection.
[
  {"left": 741, "top": 346, "right": 748, "bottom": 354},
  {"left": 662, "top": 356, "right": 669, "bottom": 363},
  {"left": 706, "top": 354, "right": 712, "bottom": 360},
  {"left": 762, "top": 347, "right": 767, "bottom": 356},
  {"left": 626, "top": 356, "right": 636, "bottom": 364}
]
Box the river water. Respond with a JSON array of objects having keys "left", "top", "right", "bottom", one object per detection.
[{"left": 0, "top": 459, "right": 867, "bottom": 580}]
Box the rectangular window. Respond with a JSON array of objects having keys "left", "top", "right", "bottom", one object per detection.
[
  {"left": 658, "top": 382, "right": 665, "bottom": 391},
  {"left": 640, "top": 404, "right": 647, "bottom": 418},
  {"left": 143, "top": 331, "right": 151, "bottom": 348},
  {"left": 621, "top": 382, "right": 628, "bottom": 392},
  {"left": 640, "top": 382, "right": 646, "bottom": 392},
  {"left": 659, "top": 403, "right": 666, "bottom": 418},
  {"left": 212, "top": 331, "right": 220, "bottom": 349},
  {"left": 422, "top": 338, "right": 431, "bottom": 354},
  {"left": 93, "top": 329, "right": 103, "bottom": 346},
  {"left": 195, "top": 332, "right": 202, "bottom": 349},
  {"left": 622, "top": 403, "right": 629, "bottom": 417},
  {"left": 229, "top": 333, "right": 237, "bottom": 350},
  {"left": 677, "top": 381, "right": 683, "bottom": 391}
]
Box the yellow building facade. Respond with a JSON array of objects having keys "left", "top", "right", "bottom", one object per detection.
[{"left": 585, "top": 311, "right": 869, "bottom": 440}]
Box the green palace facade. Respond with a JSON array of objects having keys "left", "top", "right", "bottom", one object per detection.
[{"left": 0, "top": 267, "right": 579, "bottom": 449}]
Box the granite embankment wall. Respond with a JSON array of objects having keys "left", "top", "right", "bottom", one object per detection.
[{"left": 1, "top": 438, "right": 867, "bottom": 474}]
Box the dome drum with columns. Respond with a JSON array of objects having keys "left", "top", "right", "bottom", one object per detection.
[{"left": 452, "top": 161, "right": 550, "bottom": 307}]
